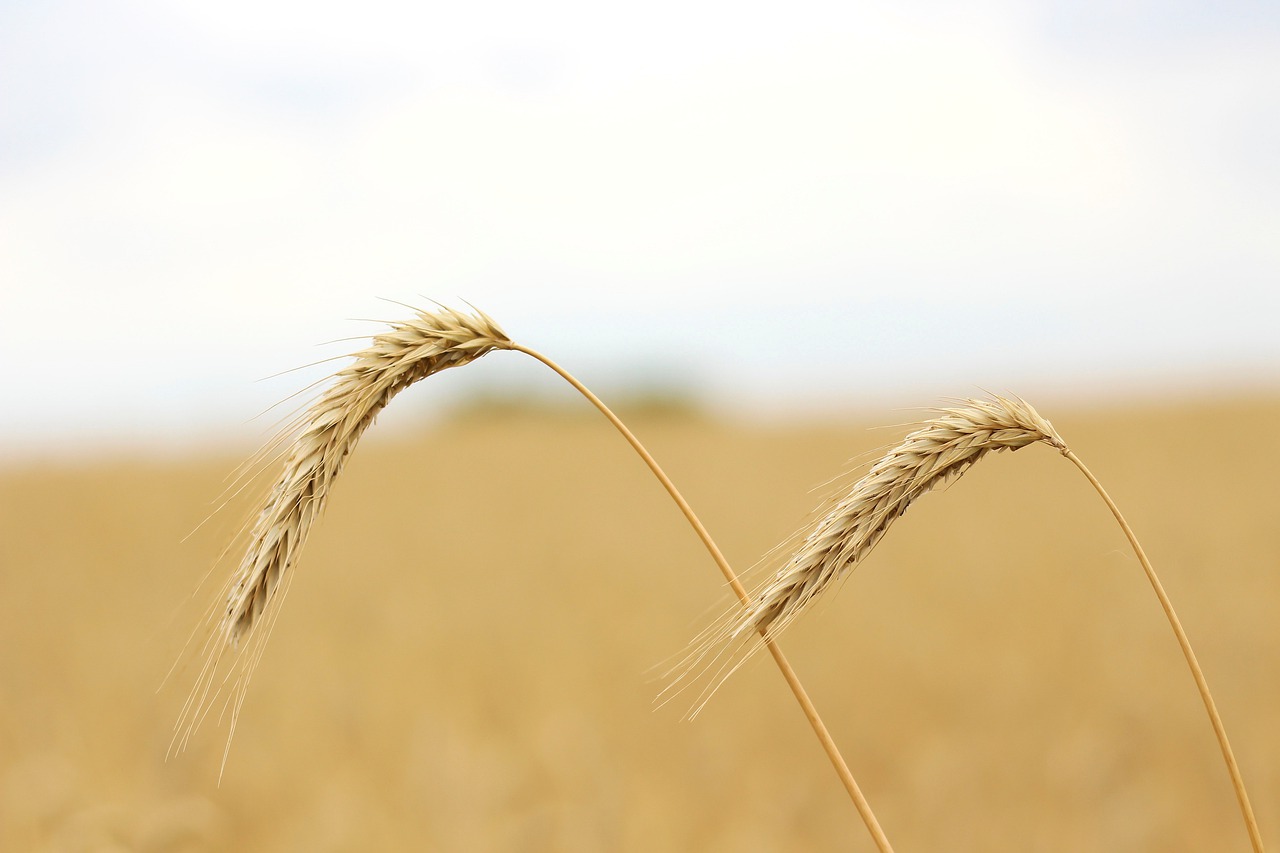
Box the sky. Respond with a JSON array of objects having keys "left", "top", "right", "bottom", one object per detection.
[{"left": 2, "top": 0, "right": 1278, "bottom": 457}]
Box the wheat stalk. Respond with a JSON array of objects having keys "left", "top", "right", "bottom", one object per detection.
[
  {"left": 175, "top": 305, "right": 894, "bottom": 852},
  {"left": 511, "top": 345, "right": 895, "bottom": 852},
  {"left": 687, "top": 395, "right": 1262, "bottom": 852}
]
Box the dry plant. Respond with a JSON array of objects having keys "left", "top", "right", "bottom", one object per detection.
[
  {"left": 175, "top": 306, "right": 515, "bottom": 758},
  {"left": 677, "top": 395, "right": 1264, "bottom": 852},
  {"left": 175, "top": 305, "right": 894, "bottom": 852}
]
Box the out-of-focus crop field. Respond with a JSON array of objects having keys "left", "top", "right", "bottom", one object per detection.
[{"left": 2, "top": 396, "right": 1277, "bottom": 852}]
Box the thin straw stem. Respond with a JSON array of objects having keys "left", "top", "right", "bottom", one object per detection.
[
  {"left": 1065, "top": 450, "right": 1264, "bottom": 853},
  {"left": 513, "top": 344, "right": 894, "bottom": 853}
]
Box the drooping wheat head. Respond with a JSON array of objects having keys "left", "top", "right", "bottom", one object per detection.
[
  {"left": 175, "top": 305, "right": 512, "bottom": 758},
  {"left": 671, "top": 396, "right": 1068, "bottom": 705},
  {"left": 742, "top": 395, "right": 1068, "bottom": 642}
]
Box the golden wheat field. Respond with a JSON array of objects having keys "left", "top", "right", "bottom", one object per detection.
[{"left": 2, "top": 395, "right": 1277, "bottom": 852}]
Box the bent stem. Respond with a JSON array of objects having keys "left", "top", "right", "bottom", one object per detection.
[
  {"left": 1065, "top": 450, "right": 1263, "bottom": 853},
  {"left": 513, "top": 344, "right": 894, "bottom": 853}
]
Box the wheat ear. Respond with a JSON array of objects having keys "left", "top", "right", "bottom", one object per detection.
[
  {"left": 224, "top": 305, "right": 514, "bottom": 641},
  {"left": 733, "top": 396, "right": 1067, "bottom": 644},
  {"left": 699, "top": 395, "right": 1261, "bottom": 852},
  {"left": 177, "top": 306, "right": 894, "bottom": 852},
  {"left": 176, "top": 306, "right": 514, "bottom": 760}
]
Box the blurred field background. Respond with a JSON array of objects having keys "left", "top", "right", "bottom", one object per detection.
[
  {"left": 2, "top": 394, "right": 1277, "bottom": 852},
  {"left": 5, "top": 2, "right": 1278, "bottom": 850}
]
